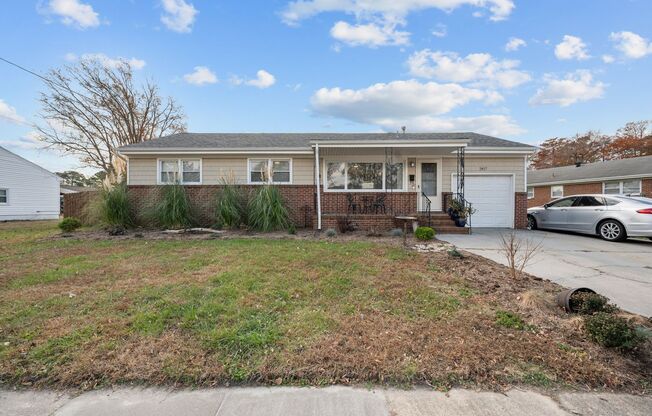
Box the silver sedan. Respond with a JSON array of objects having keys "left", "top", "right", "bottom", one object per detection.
[{"left": 527, "top": 194, "right": 652, "bottom": 241}]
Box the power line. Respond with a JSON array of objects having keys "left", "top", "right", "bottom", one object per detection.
[{"left": 0, "top": 56, "right": 50, "bottom": 83}]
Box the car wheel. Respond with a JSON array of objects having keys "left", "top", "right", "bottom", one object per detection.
[
  {"left": 598, "top": 220, "right": 626, "bottom": 242},
  {"left": 527, "top": 215, "right": 537, "bottom": 230}
]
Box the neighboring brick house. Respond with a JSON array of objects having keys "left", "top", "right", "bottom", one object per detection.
[
  {"left": 527, "top": 155, "right": 652, "bottom": 208},
  {"left": 116, "top": 132, "right": 536, "bottom": 230}
]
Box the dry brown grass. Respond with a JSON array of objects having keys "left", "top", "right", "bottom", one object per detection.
[{"left": 0, "top": 221, "right": 650, "bottom": 392}]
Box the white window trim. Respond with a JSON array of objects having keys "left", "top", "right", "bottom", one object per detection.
[
  {"left": 551, "top": 185, "right": 564, "bottom": 198},
  {"left": 527, "top": 187, "right": 534, "bottom": 199},
  {"left": 247, "top": 158, "right": 293, "bottom": 185},
  {"left": 322, "top": 158, "right": 407, "bottom": 192},
  {"left": 602, "top": 179, "right": 642, "bottom": 195},
  {"left": 0, "top": 188, "right": 7, "bottom": 205},
  {"left": 156, "top": 158, "right": 202, "bottom": 185}
]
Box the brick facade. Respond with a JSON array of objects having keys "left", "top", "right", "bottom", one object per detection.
[
  {"left": 528, "top": 179, "right": 652, "bottom": 208},
  {"left": 514, "top": 192, "right": 528, "bottom": 229}
]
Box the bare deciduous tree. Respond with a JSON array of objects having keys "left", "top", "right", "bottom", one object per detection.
[
  {"left": 499, "top": 232, "right": 542, "bottom": 279},
  {"left": 36, "top": 57, "right": 186, "bottom": 181}
]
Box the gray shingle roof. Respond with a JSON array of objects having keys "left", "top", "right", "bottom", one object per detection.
[
  {"left": 118, "top": 132, "right": 534, "bottom": 152},
  {"left": 528, "top": 156, "right": 652, "bottom": 185}
]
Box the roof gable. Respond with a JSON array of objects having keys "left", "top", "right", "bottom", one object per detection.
[{"left": 0, "top": 146, "right": 60, "bottom": 180}]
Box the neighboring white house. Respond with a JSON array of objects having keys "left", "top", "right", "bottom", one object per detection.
[{"left": 0, "top": 146, "right": 61, "bottom": 221}]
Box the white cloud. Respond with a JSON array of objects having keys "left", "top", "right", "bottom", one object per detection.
[
  {"left": 407, "top": 50, "right": 530, "bottom": 89},
  {"left": 67, "top": 53, "right": 146, "bottom": 70},
  {"left": 282, "top": 0, "right": 514, "bottom": 47},
  {"left": 183, "top": 66, "right": 218, "bottom": 85},
  {"left": 44, "top": 0, "right": 100, "bottom": 29},
  {"left": 0, "top": 131, "right": 42, "bottom": 150},
  {"left": 0, "top": 99, "right": 26, "bottom": 125},
  {"left": 554, "top": 35, "right": 590, "bottom": 60},
  {"left": 330, "top": 21, "right": 409, "bottom": 47},
  {"left": 505, "top": 37, "right": 526, "bottom": 52},
  {"left": 231, "top": 70, "right": 277, "bottom": 89},
  {"left": 529, "top": 70, "right": 605, "bottom": 107},
  {"left": 432, "top": 23, "right": 447, "bottom": 38},
  {"left": 602, "top": 54, "right": 615, "bottom": 64},
  {"left": 610, "top": 31, "right": 652, "bottom": 59},
  {"left": 161, "top": 0, "right": 198, "bottom": 33},
  {"left": 309, "top": 79, "right": 517, "bottom": 135},
  {"left": 282, "top": 0, "right": 515, "bottom": 24}
]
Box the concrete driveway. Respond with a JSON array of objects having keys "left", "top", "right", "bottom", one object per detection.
[{"left": 438, "top": 229, "right": 652, "bottom": 317}]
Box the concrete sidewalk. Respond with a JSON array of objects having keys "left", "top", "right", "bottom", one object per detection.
[{"left": 2, "top": 386, "right": 651, "bottom": 416}]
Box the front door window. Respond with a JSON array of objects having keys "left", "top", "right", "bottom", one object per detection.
[{"left": 421, "top": 163, "right": 437, "bottom": 196}]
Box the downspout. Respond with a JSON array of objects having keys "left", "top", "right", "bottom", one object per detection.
[{"left": 314, "top": 144, "right": 322, "bottom": 230}]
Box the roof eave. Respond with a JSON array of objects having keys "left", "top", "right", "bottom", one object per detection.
[{"left": 528, "top": 173, "right": 652, "bottom": 186}]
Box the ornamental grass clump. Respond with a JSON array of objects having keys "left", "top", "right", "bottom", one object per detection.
[
  {"left": 247, "top": 185, "right": 290, "bottom": 232},
  {"left": 216, "top": 182, "right": 246, "bottom": 229},
  {"left": 153, "top": 183, "right": 194, "bottom": 229},
  {"left": 99, "top": 182, "right": 133, "bottom": 228}
]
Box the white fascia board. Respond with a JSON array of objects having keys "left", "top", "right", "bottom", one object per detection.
[
  {"left": 529, "top": 173, "right": 652, "bottom": 187},
  {"left": 310, "top": 141, "right": 468, "bottom": 148},
  {"left": 464, "top": 148, "right": 536, "bottom": 154}
]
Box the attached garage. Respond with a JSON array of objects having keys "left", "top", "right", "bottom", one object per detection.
[{"left": 454, "top": 174, "right": 514, "bottom": 228}]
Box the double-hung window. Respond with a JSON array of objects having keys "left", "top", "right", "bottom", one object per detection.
[
  {"left": 550, "top": 185, "right": 564, "bottom": 199},
  {"left": 324, "top": 161, "right": 405, "bottom": 191},
  {"left": 0, "top": 188, "right": 7, "bottom": 204},
  {"left": 159, "top": 159, "right": 201, "bottom": 184},
  {"left": 603, "top": 179, "right": 641, "bottom": 195},
  {"left": 248, "top": 159, "right": 292, "bottom": 184},
  {"left": 527, "top": 187, "right": 534, "bottom": 199}
]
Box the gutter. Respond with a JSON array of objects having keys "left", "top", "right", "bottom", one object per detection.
[{"left": 528, "top": 173, "right": 652, "bottom": 187}]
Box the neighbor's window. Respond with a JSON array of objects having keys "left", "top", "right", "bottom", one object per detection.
[
  {"left": 527, "top": 187, "right": 534, "bottom": 199},
  {"left": 603, "top": 179, "right": 641, "bottom": 195},
  {"left": 0, "top": 189, "right": 7, "bottom": 204},
  {"left": 324, "top": 161, "right": 404, "bottom": 191},
  {"left": 551, "top": 185, "right": 564, "bottom": 198},
  {"left": 248, "top": 159, "right": 292, "bottom": 184},
  {"left": 159, "top": 159, "right": 201, "bottom": 184}
]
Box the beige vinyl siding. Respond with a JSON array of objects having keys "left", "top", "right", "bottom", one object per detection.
[
  {"left": 441, "top": 156, "right": 525, "bottom": 192},
  {"left": 128, "top": 158, "right": 157, "bottom": 185},
  {"left": 128, "top": 155, "right": 315, "bottom": 185}
]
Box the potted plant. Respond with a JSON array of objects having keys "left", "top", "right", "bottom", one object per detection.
[
  {"left": 448, "top": 198, "right": 464, "bottom": 220},
  {"left": 450, "top": 200, "right": 476, "bottom": 227}
]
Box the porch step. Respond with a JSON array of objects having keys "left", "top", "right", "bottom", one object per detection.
[{"left": 416, "top": 213, "right": 470, "bottom": 234}]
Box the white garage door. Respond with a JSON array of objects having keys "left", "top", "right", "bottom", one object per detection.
[{"left": 459, "top": 175, "right": 513, "bottom": 228}]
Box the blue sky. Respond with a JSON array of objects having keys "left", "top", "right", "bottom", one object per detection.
[{"left": 1, "top": 0, "right": 651, "bottom": 174}]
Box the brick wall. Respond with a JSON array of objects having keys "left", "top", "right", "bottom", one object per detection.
[
  {"left": 127, "top": 185, "right": 315, "bottom": 228},
  {"left": 62, "top": 191, "right": 99, "bottom": 224},
  {"left": 319, "top": 192, "right": 417, "bottom": 216},
  {"left": 643, "top": 178, "right": 652, "bottom": 197},
  {"left": 514, "top": 192, "right": 528, "bottom": 229}
]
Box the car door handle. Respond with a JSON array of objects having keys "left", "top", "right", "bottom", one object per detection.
[
  {"left": 594, "top": 209, "right": 604, "bottom": 211},
  {"left": 560, "top": 209, "right": 567, "bottom": 211}
]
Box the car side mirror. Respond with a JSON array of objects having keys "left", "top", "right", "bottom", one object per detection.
[{"left": 543, "top": 203, "right": 549, "bottom": 209}]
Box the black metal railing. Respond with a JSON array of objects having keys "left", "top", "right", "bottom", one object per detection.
[{"left": 421, "top": 191, "right": 432, "bottom": 226}]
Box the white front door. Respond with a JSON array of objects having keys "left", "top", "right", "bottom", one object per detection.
[{"left": 417, "top": 159, "right": 442, "bottom": 211}]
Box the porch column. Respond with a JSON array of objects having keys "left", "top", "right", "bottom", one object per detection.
[{"left": 314, "top": 144, "right": 322, "bottom": 230}]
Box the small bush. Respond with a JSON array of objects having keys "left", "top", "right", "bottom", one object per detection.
[
  {"left": 447, "top": 247, "right": 464, "bottom": 258},
  {"left": 324, "top": 228, "right": 337, "bottom": 237},
  {"left": 288, "top": 223, "right": 297, "bottom": 235},
  {"left": 336, "top": 216, "right": 355, "bottom": 233},
  {"left": 495, "top": 310, "right": 528, "bottom": 330},
  {"left": 389, "top": 228, "right": 403, "bottom": 237},
  {"left": 216, "top": 182, "right": 245, "bottom": 229},
  {"left": 415, "top": 226, "right": 435, "bottom": 241},
  {"left": 247, "top": 185, "right": 290, "bottom": 232},
  {"left": 573, "top": 292, "right": 616, "bottom": 315},
  {"left": 585, "top": 312, "right": 644, "bottom": 350},
  {"left": 58, "top": 217, "right": 82, "bottom": 232},
  {"left": 99, "top": 182, "right": 133, "bottom": 228},
  {"left": 152, "top": 184, "right": 194, "bottom": 229}
]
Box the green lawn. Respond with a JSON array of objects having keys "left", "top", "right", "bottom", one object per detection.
[{"left": 0, "top": 221, "right": 648, "bottom": 391}]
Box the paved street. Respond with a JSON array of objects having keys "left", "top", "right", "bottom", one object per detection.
[
  {"left": 439, "top": 228, "right": 652, "bottom": 316},
  {"left": 1, "top": 387, "right": 651, "bottom": 416}
]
